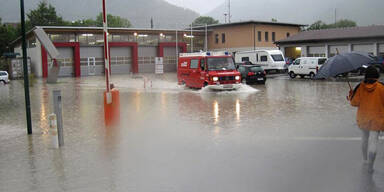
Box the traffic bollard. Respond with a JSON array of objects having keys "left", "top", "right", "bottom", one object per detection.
[{"left": 53, "top": 90, "right": 64, "bottom": 147}]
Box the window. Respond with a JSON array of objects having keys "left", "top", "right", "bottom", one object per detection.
[
  {"left": 260, "top": 56, "right": 268, "bottom": 62},
  {"left": 215, "top": 34, "right": 219, "bottom": 44},
  {"left": 222, "top": 33, "right": 226, "bottom": 43},
  {"left": 265, "top": 32, "right": 269, "bottom": 42},
  {"left": 190, "top": 59, "right": 199, "bottom": 69},
  {"left": 242, "top": 57, "right": 249, "bottom": 62},
  {"left": 294, "top": 59, "right": 300, "bottom": 65},
  {"left": 287, "top": 33, "right": 290, "bottom": 37},
  {"left": 271, "top": 54, "right": 284, "bottom": 62},
  {"left": 272, "top": 32, "right": 276, "bottom": 42},
  {"left": 318, "top": 58, "right": 327, "bottom": 65},
  {"left": 238, "top": 66, "right": 246, "bottom": 73},
  {"left": 207, "top": 58, "right": 236, "bottom": 71},
  {"left": 258, "top": 31, "right": 262, "bottom": 42},
  {"left": 200, "top": 59, "right": 206, "bottom": 70}
]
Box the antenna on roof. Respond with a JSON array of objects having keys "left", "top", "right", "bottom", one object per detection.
[{"left": 228, "top": 0, "right": 231, "bottom": 23}]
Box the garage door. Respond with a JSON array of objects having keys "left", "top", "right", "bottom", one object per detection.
[
  {"left": 80, "top": 47, "right": 104, "bottom": 76},
  {"left": 49, "top": 47, "right": 73, "bottom": 77},
  {"left": 352, "top": 44, "right": 373, "bottom": 54},
  {"left": 308, "top": 46, "right": 325, "bottom": 57},
  {"left": 163, "top": 47, "right": 182, "bottom": 72},
  {"left": 378, "top": 44, "right": 384, "bottom": 56},
  {"left": 329, "top": 45, "right": 348, "bottom": 57},
  {"left": 110, "top": 47, "right": 132, "bottom": 74},
  {"left": 138, "top": 46, "right": 157, "bottom": 73}
]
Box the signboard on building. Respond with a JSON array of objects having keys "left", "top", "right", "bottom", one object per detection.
[{"left": 155, "top": 57, "right": 164, "bottom": 74}]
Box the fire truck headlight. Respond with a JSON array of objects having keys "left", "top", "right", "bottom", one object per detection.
[
  {"left": 235, "top": 76, "right": 240, "bottom": 80},
  {"left": 212, "top": 77, "right": 219, "bottom": 81}
]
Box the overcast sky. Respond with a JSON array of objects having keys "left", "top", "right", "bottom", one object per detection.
[{"left": 165, "top": 0, "right": 224, "bottom": 14}]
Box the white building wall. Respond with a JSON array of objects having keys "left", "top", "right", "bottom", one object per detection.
[{"left": 13, "top": 42, "right": 43, "bottom": 77}]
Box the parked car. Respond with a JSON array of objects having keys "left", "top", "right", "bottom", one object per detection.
[
  {"left": 288, "top": 57, "right": 327, "bottom": 79},
  {"left": 340, "top": 56, "right": 384, "bottom": 77},
  {"left": 0, "top": 71, "right": 10, "bottom": 84},
  {"left": 236, "top": 63, "right": 266, "bottom": 84},
  {"left": 368, "top": 56, "right": 384, "bottom": 73}
]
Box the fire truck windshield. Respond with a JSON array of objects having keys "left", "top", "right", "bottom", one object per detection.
[{"left": 207, "top": 57, "right": 236, "bottom": 71}]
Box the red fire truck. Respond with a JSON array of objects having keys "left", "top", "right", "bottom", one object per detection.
[{"left": 177, "top": 51, "right": 241, "bottom": 90}]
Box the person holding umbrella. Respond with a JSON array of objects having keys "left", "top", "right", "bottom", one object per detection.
[{"left": 348, "top": 66, "right": 384, "bottom": 173}]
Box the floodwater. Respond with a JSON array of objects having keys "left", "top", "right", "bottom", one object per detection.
[{"left": 0, "top": 74, "right": 383, "bottom": 192}]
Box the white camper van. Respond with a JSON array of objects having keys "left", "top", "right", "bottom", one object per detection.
[{"left": 234, "top": 50, "right": 286, "bottom": 72}]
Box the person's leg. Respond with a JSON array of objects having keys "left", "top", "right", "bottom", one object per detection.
[
  {"left": 367, "top": 131, "right": 380, "bottom": 172},
  {"left": 361, "top": 129, "right": 369, "bottom": 162}
]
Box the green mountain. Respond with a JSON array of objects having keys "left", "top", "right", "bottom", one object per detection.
[
  {"left": 0, "top": 0, "right": 199, "bottom": 28},
  {"left": 207, "top": 0, "right": 384, "bottom": 26}
]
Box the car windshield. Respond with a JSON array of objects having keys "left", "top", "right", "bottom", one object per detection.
[
  {"left": 0, "top": 72, "right": 7, "bottom": 76},
  {"left": 249, "top": 66, "right": 263, "bottom": 72},
  {"left": 318, "top": 58, "right": 327, "bottom": 65},
  {"left": 271, "top": 54, "right": 284, "bottom": 62},
  {"left": 207, "top": 57, "right": 236, "bottom": 71}
]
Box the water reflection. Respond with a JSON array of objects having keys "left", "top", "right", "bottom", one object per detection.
[
  {"left": 213, "top": 100, "right": 219, "bottom": 125},
  {"left": 235, "top": 99, "right": 240, "bottom": 122}
]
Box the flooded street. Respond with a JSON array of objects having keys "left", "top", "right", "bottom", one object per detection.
[{"left": 1, "top": 74, "right": 383, "bottom": 192}]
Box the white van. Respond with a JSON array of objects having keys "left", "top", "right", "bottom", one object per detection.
[
  {"left": 288, "top": 57, "right": 327, "bottom": 79},
  {"left": 234, "top": 50, "right": 286, "bottom": 72}
]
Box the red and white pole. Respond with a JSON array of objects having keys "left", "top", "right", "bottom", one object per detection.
[
  {"left": 102, "top": 0, "right": 120, "bottom": 126},
  {"left": 102, "top": 0, "right": 112, "bottom": 104}
]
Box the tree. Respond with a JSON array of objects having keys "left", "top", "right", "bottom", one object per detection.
[
  {"left": 26, "top": 1, "right": 67, "bottom": 29},
  {"left": 328, "top": 19, "right": 357, "bottom": 28},
  {"left": 95, "top": 13, "right": 132, "bottom": 28},
  {"left": 0, "top": 18, "right": 18, "bottom": 56},
  {"left": 192, "top": 16, "right": 219, "bottom": 26},
  {"left": 307, "top": 20, "right": 327, "bottom": 30},
  {"left": 307, "top": 19, "right": 357, "bottom": 31}
]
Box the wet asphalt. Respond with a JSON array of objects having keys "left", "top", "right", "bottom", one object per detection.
[{"left": 0, "top": 73, "right": 383, "bottom": 192}]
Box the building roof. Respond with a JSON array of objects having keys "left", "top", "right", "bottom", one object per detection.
[
  {"left": 10, "top": 26, "right": 206, "bottom": 45},
  {"left": 276, "top": 25, "right": 384, "bottom": 44},
  {"left": 192, "top": 20, "right": 306, "bottom": 29}
]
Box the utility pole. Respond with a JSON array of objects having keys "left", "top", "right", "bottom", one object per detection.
[
  {"left": 334, "top": 8, "right": 337, "bottom": 24},
  {"left": 20, "top": 0, "right": 32, "bottom": 135},
  {"left": 228, "top": 0, "right": 231, "bottom": 23},
  {"left": 204, "top": 24, "right": 208, "bottom": 51},
  {"left": 224, "top": 13, "right": 227, "bottom": 23},
  {"left": 190, "top": 23, "right": 193, "bottom": 53}
]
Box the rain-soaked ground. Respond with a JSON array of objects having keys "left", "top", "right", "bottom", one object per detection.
[{"left": 0, "top": 73, "right": 383, "bottom": 192}]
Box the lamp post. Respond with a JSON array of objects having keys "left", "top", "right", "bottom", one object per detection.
[{"left": 20, "top": 0, "right": 32, "bottom": 134}]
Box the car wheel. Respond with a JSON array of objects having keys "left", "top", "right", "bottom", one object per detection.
[
  {"left": 309, "top": 72, "right": 315, "bottom": 79},
  {"left": 289, "top": 72, "right": 296, "bottom": 79},
  {"left": 0, "top": 80, "right": 5, "bottom": 85}
]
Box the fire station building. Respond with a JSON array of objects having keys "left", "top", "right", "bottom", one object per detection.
[{"left": 12, "top": 26, "right": 205, "bottom": 78}]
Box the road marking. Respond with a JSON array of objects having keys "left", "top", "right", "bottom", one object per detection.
[
  {"left": 295, "top": 136, "right": 384, "bottom": 141},
  {"left": 253, "top": 136, "right": 384, "bottom": 141}
]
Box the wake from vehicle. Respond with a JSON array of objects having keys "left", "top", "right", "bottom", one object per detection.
[
  {"left": 79, "top": 75, "right": 259, "bottom": 94},
  {"left": 198, "top": 84, "right": 259, "bottom": 94}
]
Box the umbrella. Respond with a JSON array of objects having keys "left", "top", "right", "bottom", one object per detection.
[{"left": 315, "top": 51, "right": 375, "bottom": 80}]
